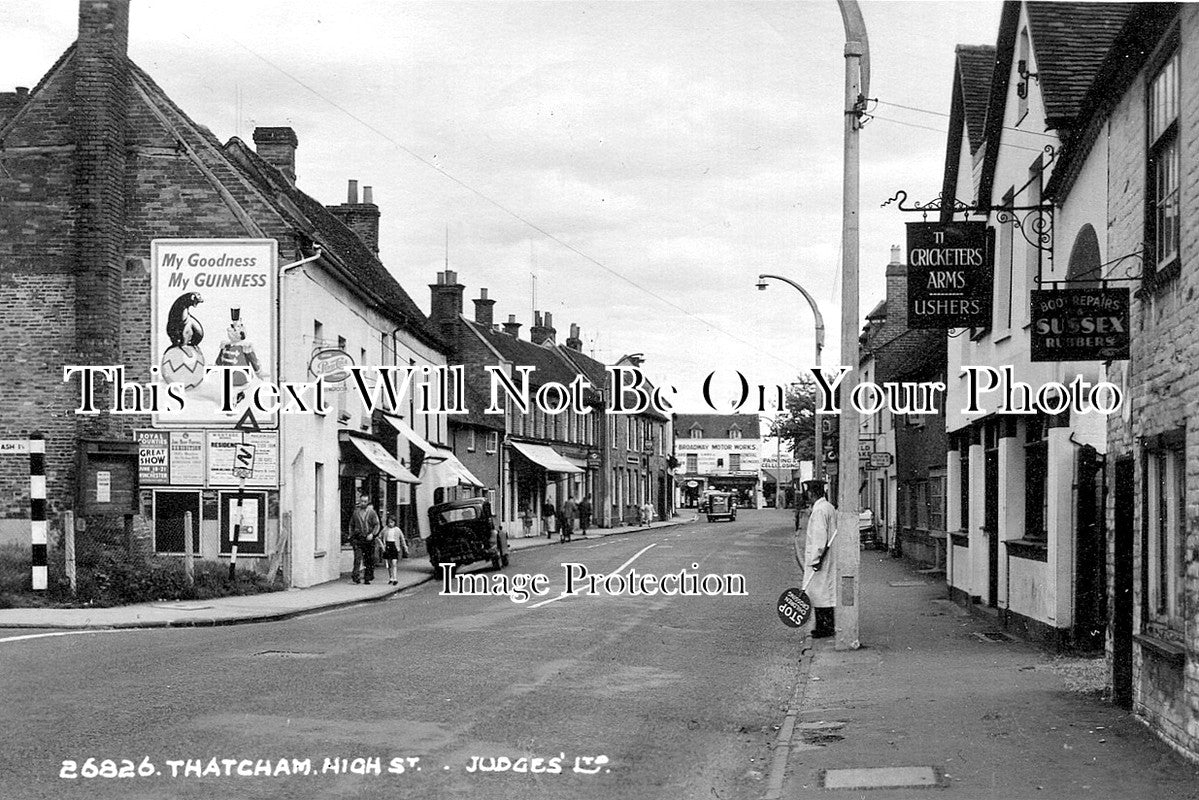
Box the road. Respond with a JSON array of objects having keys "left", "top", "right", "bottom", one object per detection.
[{"left": 0, "top": 510, "right": 806, "bottom": 800}]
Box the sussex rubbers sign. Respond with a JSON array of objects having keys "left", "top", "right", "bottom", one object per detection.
[
  {"left": 906, "top": 221, "right": 993, "bottom": 329},
  {"left": 150, "top": 239, "right": 278, "bottom": 427},
  {"left": 1030, "top": 288, "right": 1130, "bottom": 362}
]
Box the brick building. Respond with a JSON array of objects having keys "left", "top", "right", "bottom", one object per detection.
[
  {"left": 939, "top": 1, "right": 1129, "bottom": 649},
  {"left": 858, "top": 246, "right": 948, "bottom": 565},
  {"left": 1043, "top": 1, "right": 1199, "bottom": 761},
  {"left": 0, "top": 1, "right": 449, "bottom": 587},
  {"left": 673, "top": 414, "right": 761, "bottom": 510}
]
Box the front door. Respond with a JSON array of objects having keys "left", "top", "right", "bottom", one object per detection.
[
  {"left": 1112, "top": 457, "right": 1135, "bottom": 708},
  {"left": 985, "top": 430, "right": 999, "bottom": 607},
  {"left": 1074, "top": 447, "right": 1106, "bottom": 652}
]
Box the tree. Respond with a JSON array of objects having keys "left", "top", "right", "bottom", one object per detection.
[{"left": 768, "top": 375, "right": 839, "bottom": 464}]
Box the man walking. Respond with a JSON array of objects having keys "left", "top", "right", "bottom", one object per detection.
[
  {"left": 350, "top": 492, "right": 381, "bottom": 585},
  {"left": 578, "top": 495, "right": 593, "bottom": 538},
  {"left": 803, "top": 480, "right": 837, "bottom": 638}
]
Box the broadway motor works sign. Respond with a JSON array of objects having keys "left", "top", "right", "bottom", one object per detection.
[
  {"left": 1030, "top": 288, "right": 1130, "bottom": 362},
  {"left": 906, "top": 221, "right": 993, "bottom": 329}
]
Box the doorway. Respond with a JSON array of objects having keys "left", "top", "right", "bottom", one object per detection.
[
  {"left": 1112, "top": 457, "right": 1134, "bottom": 708},
  {"left": 1074, "top": 447, "right": 1106, "bottom": 652},
  {"left": 984, "top": 424, "right": 999, "bottom": 607}
]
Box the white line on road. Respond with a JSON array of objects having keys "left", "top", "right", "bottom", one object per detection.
[
  {"left": 528, "top": 542, "right": 658, "bottom": 609},
  {"left": 0, "top": 628, "right": 136, "bottom": 644}
]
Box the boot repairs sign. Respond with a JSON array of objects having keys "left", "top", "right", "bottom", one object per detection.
[
  {"left": 906, "top": 221, "right": 993, "bottom": 329},
  {"left": 1030, "top": 288, "right": 1130, "bottom": 362}
]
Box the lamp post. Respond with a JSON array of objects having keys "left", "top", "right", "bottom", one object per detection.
[{"left": 756, "top": 274, "right": 824, "bottom": 486}]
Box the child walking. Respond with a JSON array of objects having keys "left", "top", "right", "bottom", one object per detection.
[{"left": 382, "top": 515, "right": 409, "bottom": 585}]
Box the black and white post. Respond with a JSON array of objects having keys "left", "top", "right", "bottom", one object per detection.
[{"left": 29, "top": 431, "right": 47, "bottom": 591}]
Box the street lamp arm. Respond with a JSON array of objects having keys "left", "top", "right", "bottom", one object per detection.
[
  {"left": 837, "top": 0, "right": 870, "bottom": 98},
  {"left": 757, "top": 273, "right": 826, "bottom": 352}
]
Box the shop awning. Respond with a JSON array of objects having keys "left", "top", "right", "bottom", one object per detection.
[
  {"left": 509, "top": 441, "right": 584, "bottom": 473},
  {"left": 421, "top": 446, "right": 485, "bottom": 489},
  {"left": 381, "top": 413, "right": 445, "bottom": 462},
  {"left": 346, "top": 437, "right": 421, "bottom": 484}
]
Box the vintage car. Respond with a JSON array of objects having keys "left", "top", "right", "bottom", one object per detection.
[
  {"left": 426, "top": 497, "right": 509, "bottom": 571},
  {"left": 705, "top": 491, "right": 737, "bottom": 523}
]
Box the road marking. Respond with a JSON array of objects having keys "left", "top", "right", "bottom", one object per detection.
[
  {"left": 0, "top": 628, "right": 135, "bottom": 644},
  {"left": 528, "top": 542, "right": 658, "bottom": 609}
]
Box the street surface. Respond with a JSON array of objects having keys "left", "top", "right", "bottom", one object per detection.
[{"left": 0, "top": 512, "right": 804, "bottom": 800}]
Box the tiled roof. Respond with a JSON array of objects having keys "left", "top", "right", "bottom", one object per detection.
[
  {"left": 673, "top": 414, "right": 761, "bottom": 439},
  {"left": 223, "top": 138, "right": 442, "bottom": 348},
  {"left": 1024, "top": 2, "right": 1133, "bottom": 127},
  {"left": 463, "top": 320, "right": 581, "bottom": 387},
  {"left": 453, "top": 383, "right": 505, "bottom": 431},
  {"left": 956, "top": 45, "right": 996, "bottom": 154}
]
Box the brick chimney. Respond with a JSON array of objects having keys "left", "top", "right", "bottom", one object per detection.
[
  {"left": 74, "top": 0, "right": 130, "bottom": 437},
  {"left": 252, "top": 126, "right": 298, "bottom": 183},
  {"left": 530, "top": 311, "right": 556, "bottom": 346},
  {"left": 566, "top": 323, "right": 582, "bottom": 351},
  {"left": 473, "top": 288, "right": 495, "bottom": 328},
  {"left": 428, "top": 270, "right": 464, "bottom": 348},
  {"left": 326, "top": 179, "right": 381, "bottom": 254},
  {"left": 884, "top": 243, "right": 907, "bottom": 328},
  {"left": 502, "top": 314, "right": 522, "bottom": 338}
]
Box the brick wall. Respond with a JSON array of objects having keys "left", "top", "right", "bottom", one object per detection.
[{"left": 1105, "top": 5, "right": 1199, "bottom": 760}]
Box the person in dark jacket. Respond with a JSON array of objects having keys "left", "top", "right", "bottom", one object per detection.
[
  {"left": 541, "top": 500, "right": 556, "bottom": 539},
  {"left": 349, "top": 493, "right": 381, "bottom": 585},
  {"left": 578, "top": 495, "right": 593, "bottom": 537}
]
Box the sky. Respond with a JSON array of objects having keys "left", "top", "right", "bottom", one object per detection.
[{"left": 0, "top": 0, "right": 1003, "bottom": 414}]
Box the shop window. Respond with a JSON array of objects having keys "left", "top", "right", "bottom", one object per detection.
[
  {"left": 1145, "top": 444, "right": 1186, "bottom": 633},
  {"left": 153, "top": 490, "right": 201, "bottom": 554},
  {"left": 1147, "top": 45, "right": 1180, "bottom": 282},
  {"left": 1024, "top": 418, "right": 1049, "bottom": 541}
]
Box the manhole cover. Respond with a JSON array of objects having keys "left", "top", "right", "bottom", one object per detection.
[
  {"left": 821, "top": 766, "right": 940, "bottom": 789},
  {"left": 253, "top": 650, "right": 326, "bottom": 659}
]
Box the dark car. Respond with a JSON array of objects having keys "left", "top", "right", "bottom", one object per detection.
[
  {"left": 706, "top": 492, "right": 737, "bottom": 523},
  {"left": 427, "top": 497, "right": 509, "bottom": 571}
]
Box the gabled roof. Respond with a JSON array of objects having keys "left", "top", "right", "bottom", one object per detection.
[
  {"left": 1046, "top": 3, "right": 1180, "bottom": 200},
  {"left": 224, "top": 138, "right": 442, "bottom": 348},
  {"left": 672, "top": 414, "right": 760, "bottom": 439},
  {"left": 462, "top": 320, "right": 582, "bottom": 387},
  {"left": 1025, "top": 2, "right": 1134, "bottom": 129},
  {"left": 977, "top": 2, "right": 1132, "bottom": 209},
  {"left": 957, "top": 45, "right": 997, "bottom": 155}
]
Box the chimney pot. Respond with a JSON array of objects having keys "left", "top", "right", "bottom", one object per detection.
[
  {"left": 347, "top": 179, "right": 358, "bottom": 204},
  {"left": 15, "top": 86, "right": 28, "bottom": 99},
  {"left": 473, "top": 288, "right": 496, "bottom": 328},
  {"left": 503, "top": 314, "right": 522, "bottom": 337},
  {"left": 363, "top": 186, "right": 373, "bottom": 204},
  {"left": 480, "top": 288, "right": 488, "bottom": 300},
  {"left": 890, "top": 244, "right": 901, "bottom": 263}
]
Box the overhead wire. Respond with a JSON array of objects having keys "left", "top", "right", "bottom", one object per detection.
[{"left": 225, "top": 36, "right": 805, "bottom": 371}]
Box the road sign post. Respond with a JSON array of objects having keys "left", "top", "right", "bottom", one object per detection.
[{"left": 229, "top": 441, "right": 256, "bottom": 580}]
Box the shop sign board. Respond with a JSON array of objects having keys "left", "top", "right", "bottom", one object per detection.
[
  {"left": 1029, "top": 288, "right": 1130, "bottom": 362},
  {"left": 136, "top": 430, "right": 206, "bottom": 486},
  {"left": 206, "top": 431, "right": 279, "bottom": 488},
  {"left": 867, "top": 452, "right": 894, "bottom": 469},
  {"left": 906, "top": 221, "right": 993, "bottom": 328},
  {"left": 150, "top": 239, "right": 278, "bottom": 428}
]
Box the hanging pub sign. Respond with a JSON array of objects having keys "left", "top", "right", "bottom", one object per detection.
[
  {"left": 1030, "top": 288, "right": 1130, "bottom": 362},
  {"left": 906, "top": 221, "right": 993, "bottom": 329}
]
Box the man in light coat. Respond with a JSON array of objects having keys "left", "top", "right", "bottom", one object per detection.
[{"left": 803, "top": 480, "right": 837, "bottom": 638}]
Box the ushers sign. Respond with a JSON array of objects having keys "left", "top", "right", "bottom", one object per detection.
[
  {"left": 1030, "top": 288, "right": 1130, "bottom": 362},
  {"left": 906, "top": 221, "right": 993, "bottom": 329}
]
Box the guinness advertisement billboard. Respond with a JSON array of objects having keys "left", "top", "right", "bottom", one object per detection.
[
  {"left": 1030, "top": 288, "right": 1130, "bottom": 362},
  {"left": 906, "top": 221, "right": 993, "bottom": 329}
]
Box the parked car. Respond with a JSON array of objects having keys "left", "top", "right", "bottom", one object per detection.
[
  {"left": 426, "top": 497, "right": 509, "bottom": 571},
  {"left": 705, "top": 491, "right": 737, "bottom": 523}
]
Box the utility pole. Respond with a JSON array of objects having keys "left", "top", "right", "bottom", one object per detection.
[{"left": 835, "top": 0, "right": 868, "bottom": 651}]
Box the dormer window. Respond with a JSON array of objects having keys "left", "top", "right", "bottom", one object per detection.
[
  {"left": 728, "top": 427, "right": 742, "bottom": 439},
  {"left": 690, "top": 428, "right": 702, "bottom": 439}
]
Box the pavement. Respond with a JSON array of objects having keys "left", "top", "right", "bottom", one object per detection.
[
  {"left": 779, "top": 513, "right": 1199, "bottom": 798},
  {"left": 0, "top": 516, "right": 691, "bottom": 630}
]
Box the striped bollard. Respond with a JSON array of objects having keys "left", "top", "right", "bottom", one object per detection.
[{"left": 30, "top": 432, "right": 47, "bottom": 590}]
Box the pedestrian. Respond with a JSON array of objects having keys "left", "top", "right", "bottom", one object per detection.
[
  {"left": 640, "top": 500, "right": 653, "bottom": 528},
  {"left": 562, "top": 495, "right": 578, "bottom": 542},
  {"left": 541, "top": 499, "right": 556, "bottom": 539},
  {"left": 578, "top": 494, "right": 593, "bottom": 537},
  {"left": 803, "top": 481, "right": 837, "bottom": 638},
  {"left": 349, "top": 492, "right": 381, "bottom": 585},
  {"left": 382, "top": 514, "right": 409, "bottom": 586}
]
